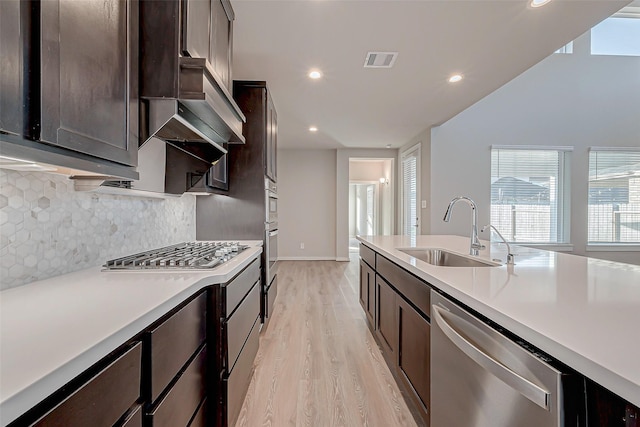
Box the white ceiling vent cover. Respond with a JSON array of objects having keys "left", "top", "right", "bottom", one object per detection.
[{"left": 364, "top": 52, "right": 398, "bottom": 68}]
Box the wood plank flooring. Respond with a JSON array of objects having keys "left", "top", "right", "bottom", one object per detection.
[{"left": 235, "top": 256, "right": 419, "bottom": 427}]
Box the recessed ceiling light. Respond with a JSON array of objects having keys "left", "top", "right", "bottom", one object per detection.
[
  {"left": 308, "top": 70, "right": 322, "bottom": 79},
  {"left": 309, "top": 126, "right": 318, "bottom": 132},
  {"left": 530, "top": 0, "right": 551, "bottom": 8},
  {"left": 386, "top": 144, "right": 392, "bottom": 149},
  {"left": 448, "top": 74, "right": 463, "bottom": 83}
]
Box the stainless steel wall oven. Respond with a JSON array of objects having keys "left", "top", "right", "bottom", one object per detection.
[{"left": 264, "top": 179, "right": 278, "bottom": 326}]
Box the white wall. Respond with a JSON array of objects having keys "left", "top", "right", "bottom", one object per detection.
[
  {"left": 429, "top": 31, "right": 640, "bottom": 264},
  {"left": 278, "top": 149, "right": 337, "bottom": 259}
]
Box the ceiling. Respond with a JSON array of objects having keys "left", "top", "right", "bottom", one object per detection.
[{"left": 231, "top": 0, "right": 631, "bottom": 150}]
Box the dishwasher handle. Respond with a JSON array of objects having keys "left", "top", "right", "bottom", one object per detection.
[{"left": 432, "top": 304, "right": 550, "bottom": 410}]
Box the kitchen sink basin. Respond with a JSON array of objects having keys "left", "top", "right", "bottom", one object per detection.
[{"left": 398, "top": 248, "right": 499, "bottom": 267}]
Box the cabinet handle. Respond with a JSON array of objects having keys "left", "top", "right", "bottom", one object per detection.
[{"left": 432, "top": 305, "right": 551, "bottom": 410}]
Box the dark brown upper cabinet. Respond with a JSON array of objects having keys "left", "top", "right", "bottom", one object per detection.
[
  {"left": 39, "top": 0, "right": 138, "bottom": 167},
  {"left": 182, "top": 0, "right": 235, "bottom": 92},
  {"left": 232, "top": 81, "right": 278, "bottom": 184},
  {"left": 0, "top": 0, "right": 139, "bottom": 180}
]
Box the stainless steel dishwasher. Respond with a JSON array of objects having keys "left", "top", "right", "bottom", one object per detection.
[{"left": 431, "top": 290, "right": 583, "bottom": 427}]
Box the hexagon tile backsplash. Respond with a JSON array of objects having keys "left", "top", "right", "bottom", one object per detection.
[{"left": 0, "top": 169, "right": 196, "bottom": 290}]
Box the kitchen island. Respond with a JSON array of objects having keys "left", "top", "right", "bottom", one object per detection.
[
  {"left": 0, "top": 241, "right": 263, "bottom": 426},
  {"left": 357, "top": 234, "right": 640, "bottom": 418}
]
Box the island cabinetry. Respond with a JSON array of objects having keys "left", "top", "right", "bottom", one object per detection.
[
  {"left": 396, "top": 297, "right": 430, "bottom": 418},
  {"left": 359, "top": 243, "right": 431, "bottom": 426},
  {"left": 375, "top": 275, "right": 396, "bottom": 364},
  {"left": 30, "top": 342, "right": 142, "bottom": 427},
  {"left": 359, "top": 245, "right": 376, "bottom": 327},
  {"left": 359, "top": 258, "right": 375, "bottom": 328},
  {"left": 211, "top": 258, "right": 261, "bottom": 427},
  {"left": 144, "top": 292, "right": 207, "bottom": 427}
]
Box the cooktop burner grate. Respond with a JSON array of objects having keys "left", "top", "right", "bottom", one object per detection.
[{"left": 103, "top": 242, "right": 249, "bottom": 270}]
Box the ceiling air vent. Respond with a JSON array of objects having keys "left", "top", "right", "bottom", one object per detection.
[{"left": 364, "top": 52, "right": 398, "bottom": 68}]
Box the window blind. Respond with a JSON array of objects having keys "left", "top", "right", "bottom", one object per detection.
[
  {"left": 490, "top": 148, "right": 568, "bottom": 243},
  {"left": 402, "top": 150, "right": 418, "bottom": 237},
  {"left": 588, "top": 150, "right": 640, "bottom": 243}
]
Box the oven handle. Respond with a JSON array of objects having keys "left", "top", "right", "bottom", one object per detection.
[{"left": 268, "top": 230, "right": 278, "bottom": 237}]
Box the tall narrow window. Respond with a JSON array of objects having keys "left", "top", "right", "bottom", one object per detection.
[
  {"left": 490, "top": 147, "right": 571, "bottom": 244},
  {"left": 401, "top": 145, "right": 420, "bottom": 237},
  {"left": 588, "top": 149, "right": 640, "bottom": 244}
]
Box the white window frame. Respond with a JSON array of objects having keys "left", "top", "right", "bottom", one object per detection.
[
  {"left": 586, "top": 147, "right": 640, "bottom": 251},
  {"left": 490, "top": 145, "right": 572, "bottom": 245}
]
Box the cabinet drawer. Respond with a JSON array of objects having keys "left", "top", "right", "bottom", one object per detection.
[
  {"left": 148, "top": 292, "right": 206, "bottom": 402},
  {"left": 359, "top": 244, "right": 376, "bottom": 269},
  {"left": 33, "top": 342, "right": 141, "bottom": 427},
  {"left": 226, "top": 258, "right": 260, "bottom": 316},
  {"left": 148, "top": 345, "right": 207, "bottom": 427},
  {"left": 226, "top": 280, "right": 260, "bottom": 371},
  {"left": 377, "top": 255, "right": 430, "bottom": 318},
  {"left": 223, "top": 315, "right": 260, "bottom": 427}
]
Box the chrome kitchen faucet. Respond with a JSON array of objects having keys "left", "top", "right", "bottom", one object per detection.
[
  {"left": 443, "top": 196, "right": 485, "bottom": 256},
  {"left": 481, "top": 224, "right": 515, "bottom": 265}
]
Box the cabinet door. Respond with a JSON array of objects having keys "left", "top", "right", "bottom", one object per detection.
[
  {"left": 271, "top": 101, "right": 277, "bottom": 181},
  {"left": 0, "top": 0, "right": 23, "bottom": 136},
  {"left": 375, "top": 276, "right": 396, "bottom": 362},
  {"left": 397, "top": 297, "right": 430, "bottom": 418},
  {"left": 183, "top": 0, "right": 233, "bottom": 91},
  {"left": 359, "top": 260, "right": 375, "bottom": 328},
  {"left": 40, "top": 0, "right": 138, "bottom": 166}
]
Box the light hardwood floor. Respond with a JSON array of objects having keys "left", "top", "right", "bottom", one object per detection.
[{"left": 235, "top": 257, "right": 419, "bottom": 427}]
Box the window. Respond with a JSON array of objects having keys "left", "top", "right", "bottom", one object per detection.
[
  {"left": 491, "top": 147, "right": 571, "bottom": 244},
  {"left": 554, "top": 41, "right": 573, "bottom": 54},
  {"left": 588, "top": 149, "right": 640, "bottom": 244},
  {"left": 591, "top": 16, "right": 640, "bottom": 57},
  {"left": 401, "top": 145, "right": 420, "bottom": 237}
]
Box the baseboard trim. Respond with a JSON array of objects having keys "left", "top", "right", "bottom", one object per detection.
[{"left": 335, "top": 257, "right": 350, "bottom": 262}]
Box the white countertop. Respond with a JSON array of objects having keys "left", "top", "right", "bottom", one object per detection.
[
  {"left": 0, "top": 241, "right": 262, "bottom": 426},
  {"left": 357, "top": 235, "right": 640, "bottom": 408}
]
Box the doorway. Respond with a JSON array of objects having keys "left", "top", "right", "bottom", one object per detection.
[
  {"left": 349, "top": 182, "right": 378, "bottom": 251},
  {"left": 348, "top": 158, "right": 394, "bottom": 252}
]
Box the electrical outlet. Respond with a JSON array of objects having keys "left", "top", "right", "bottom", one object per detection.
[
  {"left": 300, "top": 243, "right": 305, "bottom": 249},
  {"left": 421, "top": 200, "right": 427, "bottom": 209}
]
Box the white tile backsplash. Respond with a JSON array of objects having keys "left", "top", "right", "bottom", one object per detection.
[{"left": 0, "top": 169, "right": 196, "bottom": 289}]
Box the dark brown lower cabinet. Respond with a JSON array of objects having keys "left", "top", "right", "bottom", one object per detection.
[
  {"left": 359, "top": 259, "right": 375, "bottom": 328},
  {"left": 147, "top": 345, "right": 207, "bottom": 427},
  {"left": 214, "top": 259, "right": 262, "bottom": 427},
  {"left": 31, "top": 342, "right": 142, "bottom": 427},
  {"left": 397, "top": 297, "right": 430, "bottom": 418},
  {"left": 361, "top": 249, "right": 431, "bottom": 427},
  {"left": 10, "top": 258, "right": 262, "bottom": 427},
  {"left": 375, "top": 275, "right": 396, "bottom": 364}
]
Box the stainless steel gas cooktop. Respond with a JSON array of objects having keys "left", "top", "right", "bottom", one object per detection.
[{"left": 103, "top": 242, "right": 249, "bottom": 270}]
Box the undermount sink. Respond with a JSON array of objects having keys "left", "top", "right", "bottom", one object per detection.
[{"left": 398, "top": 248, "right": 499, "bottom": 267}]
